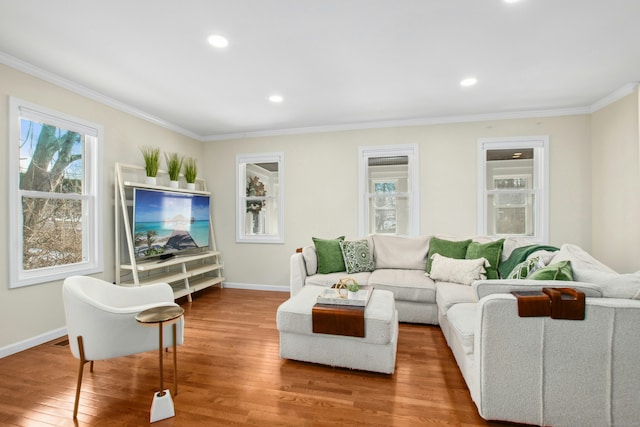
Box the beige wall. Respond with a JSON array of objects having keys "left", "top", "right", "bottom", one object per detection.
[
  {"left": 2, "top": 62, "right": 638, "bottom": 353},
  {"left": 203, "top": 114, "right": 594, "bottom": 287},
  {"left": 591, "top": 92, "right": 640, "bottom": 273},
  {"left": 0, "top": 65, "right": 203, "bottom": 350}
]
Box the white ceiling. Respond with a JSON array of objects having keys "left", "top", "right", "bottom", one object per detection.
[{"left": 1, "top": 0, "right": 639, "bottom": 141}]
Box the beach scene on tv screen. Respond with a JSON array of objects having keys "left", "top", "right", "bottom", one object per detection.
[{"left": 133, "top": 189, "right": 210, "bottom": 259}]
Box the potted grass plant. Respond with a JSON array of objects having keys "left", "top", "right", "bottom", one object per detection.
[
  {"left": 164, "top": 152, "right": 184, "bottom": 188},
  {"left": 140, "top": 146, "right": 160, "bottom": 185},
  {"left": 347, "top": 281, "right": 360, "bottom": 299},
  {"left": 183, "top": 157, "right": 198, "bottom": 190}
]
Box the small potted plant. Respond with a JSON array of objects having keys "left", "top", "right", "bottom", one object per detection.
[
  {"left": 183, "top": 157, "right": 198, "bottom": 190},
  {"left": 140, "top": 146, "right": 160, "bottom": 185},
  {"left": 164, "top": 152, "right": 184, "bottom": 187},
  {"left": 347, "top": 281, "right": 360, "bottom": 299}
]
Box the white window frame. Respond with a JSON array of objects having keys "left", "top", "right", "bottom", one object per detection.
[
  {"left": 9, "top": 97, "right": 103, "bottom": 288},
  {"left": 477, "top": 136, "right": 549, "bottom": 243},
  {"left": 359, "top": 144, "right": 420, "bottom": 237},
  {"left": 236, "top": 152, "right": 284, "bottom": 244}
]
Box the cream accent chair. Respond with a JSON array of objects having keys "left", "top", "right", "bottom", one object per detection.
[{"left": 62, "top": 276, "right": 184, "bottom": 418}]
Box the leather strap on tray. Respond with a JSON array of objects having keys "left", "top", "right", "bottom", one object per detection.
[
  {"left": 312, "top": 304, "right": 365, "bottom": 337},
  {"left": 511, "top": 288, "right": 585, "bottom": 320}
]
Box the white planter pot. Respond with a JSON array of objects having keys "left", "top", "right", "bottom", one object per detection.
[
  {"left": 145, "top": 176, "right": 157, "bottom": 185},
  {"left": 169, "top": 180, "right": 179, "bottom": 188},
  {"left": 186, "top": 183, "right": 196, "bottom": 190},
  {"left": 348, "top": 291, "right": 359, "bottom": 299}
]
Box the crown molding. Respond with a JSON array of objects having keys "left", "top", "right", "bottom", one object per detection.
[
  {"left": 0, "top": 51, "right": 202, "bottom": 140},
  {"left": 589, "top": 82, "right": 639, "bottom": 113},
  {"left": 202, "top": 107, "right": 592, "bottom": 141}
]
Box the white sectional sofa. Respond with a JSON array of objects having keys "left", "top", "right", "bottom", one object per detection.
[{"left": 289, "top": 234, "right": 640, "bottom": 426}]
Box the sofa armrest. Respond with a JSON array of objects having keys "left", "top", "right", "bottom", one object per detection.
[
  {"left": 290, "top": 252, "right": 307, "bottom": 296},
  {"left": 474, "top": 294, "right": 640, "bottom": 425},
  {"left": 472, "top": 279, "right": 603, "bottom": 300}
]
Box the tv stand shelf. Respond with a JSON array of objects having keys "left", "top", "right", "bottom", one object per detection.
[{"left": 115, "top": 163, "right": 224, "bottom": 301}]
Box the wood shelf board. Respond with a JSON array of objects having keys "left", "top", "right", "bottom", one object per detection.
[
  {"left": 123, "top": 180, "right": 210, "bottom": 195},
  {"left": 173, "top": 287, "right": 191, "bottom": 299},
  {"left": 188, "top": 276, "right": 224, "bottom": 292},
  {"left": 119, "top": 272, "right": 187, "bottom": 287},
  {"left": 188, "top": 264, "right": 222, "bottom": 276},
  {"left": 121, "top": 251, "right": 219, "bottom": 271},
  {"left": 139, "top": 273, "right": 187, "bottom": 285}
]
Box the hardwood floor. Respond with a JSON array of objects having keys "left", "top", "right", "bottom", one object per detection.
[{"left": 0, "top": 287, "right": 521, "bottom": 426}]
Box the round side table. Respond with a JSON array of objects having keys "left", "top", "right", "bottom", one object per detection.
[{"left": 136, "top": 305, "right": 184, "bottom": 422}]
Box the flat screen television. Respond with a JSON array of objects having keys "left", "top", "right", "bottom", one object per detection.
[{"left": 133, "top": 188, "right": 211, "bottom": 260}]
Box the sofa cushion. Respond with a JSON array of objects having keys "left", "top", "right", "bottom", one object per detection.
[
  {"left": 368, "top": 269, "right": 436, "bottom": 303},
  {"left": 302, "top": 246, "right": 318, "bottom": 275},
  {"left": 466, "top": 239, "right": 504, "bottom": 279},
  {"left": 445, "top": 302, "right": 477, "bottom": 355},
  {"left": 426, "top": 237, "right": 472, "bottom": 273},
  {"left": 372, "top": 234, "right": 430, "bottom": 270},
  {"left": 305, "top": 272, "right": 372, "bottom": 288},
  {"left": 473, "top": 280, "right": 604, "bottom": 300},
  {"left": 429, "top": 254, "right": 488, "bottom": 285},
  {"left": 312, "top": 236, "right": 346, "bottom": 274},
  {"left": 527, "top": 260, "right": 573, "bottom": 281},
  {"left": 436, "top": 282, "right": 476, "bottom": 315},
  {"left": 340, "top": 239, "right": 375, "bottom": 274},
  {"left": 568, "top": 270, "right": 640, "bottom": 299}
]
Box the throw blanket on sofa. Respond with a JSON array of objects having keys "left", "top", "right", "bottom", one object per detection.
[{"left": 498, "top": 244, "right": 560, "bottom": 279}]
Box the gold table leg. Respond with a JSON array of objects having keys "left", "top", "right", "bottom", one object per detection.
[
  {"left": 158, "top": 322, "right": 165, "bottom": 397},
  {"left": 173, "top": 323, "right": 178, "bottom": 396}
]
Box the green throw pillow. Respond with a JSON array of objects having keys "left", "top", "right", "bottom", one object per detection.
[
  {"left": 340, "top": 240, "right": 375, "bottom": 274},
  {"left": 465, "top": 239, "right": 504, "bottom": 280},
  {"left": 507, "top": 256, "right": 544, "bottom": 279},
  {"left": 426, "top": 237, "right": 472, "bottom": 273},
  {"left": 313, "top": 236, "right": 346, "bottom": 274},
  {"left": 527, "top": 260, "right": 573, "bottom": 281}
]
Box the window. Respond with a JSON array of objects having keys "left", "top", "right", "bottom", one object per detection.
[
  {"left": 359, "top": 145, "right": 419, "bottom": 236},
  {"left": 477, "top": 136, "right": 549, "bottom": 242},
  {"left": 9, "top": 97, "right": 103, "bottom": 288},
  {"left": 236, "top": 153, "right": 284, "bottom": 243}
]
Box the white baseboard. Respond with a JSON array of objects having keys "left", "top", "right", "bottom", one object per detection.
[
  {"left": 0, "top": 326, "right": 67, "bottom": 359},
  {"left": 222, "top": 282, "right": 289, "bottom": 293}
]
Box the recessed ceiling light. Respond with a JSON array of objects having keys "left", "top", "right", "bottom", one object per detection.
[
  {"left": 207, "top": 34, "right": 229, "bottom": 48},
  {"left": 268, "top": 94, "right": 284, "bottom": 103},
  {"left": 460, "top": 77, "right": 478, "bottom": 87}
]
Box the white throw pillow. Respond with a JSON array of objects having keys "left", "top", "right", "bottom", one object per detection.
[
  {"left": 427, "top": 253, "right": 489, "bottom": 285},
  {"left": 502, "top": 237, "right": 535, "bottom": 261},
  {"left": 551, "top": 244, "right": 616, "bottom": 274}
]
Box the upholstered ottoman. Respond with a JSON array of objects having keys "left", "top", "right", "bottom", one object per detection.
[{"left": 276, "top": 285, "right": 398, "bottom": 374}]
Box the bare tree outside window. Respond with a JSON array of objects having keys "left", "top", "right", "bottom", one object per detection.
[
  {"left": 10, "top": 97, "right": 103, "bottom": 288},
  {"left": 20, "top": 121, "right": 84, "bottom": 270}
]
